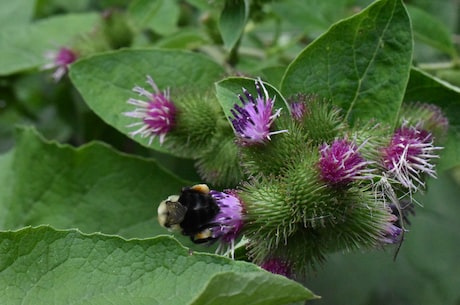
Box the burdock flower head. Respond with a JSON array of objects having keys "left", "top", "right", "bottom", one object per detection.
[
  {"left": 230, "top": 78, "right": 288, "bottom": 145},
  {"left": 319, "top": 139, "right": 374, "bottom": 186},
  {"left": 382, "top": 123, "right": 442, "bottom": 192},
  {"left": 261, "top": 258, "right": 292, "bottom": 278},
  {"left": 288, "top": 93, "right": 316, "bottom": 121},
  {"left": 290, "top": 101, "right": 307, "bottom": 121},
  {"left": 123, "top": 75, "right": 176, "bottom": 145},
  {"left": 209, "top": 189, "right": 244, "bottom": 258},
  {"left": 43, "top": 47, "right": 78, "bottom": 81}
]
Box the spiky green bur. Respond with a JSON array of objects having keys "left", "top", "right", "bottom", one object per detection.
[
  {"left": 239, "top": 116, "right": 307, "bottom": 176},
  {"left": 195, "top": 126, "right": 244, "bottom": 187},
  {"left": 240, "top": 180, "right": 294, "bottom": 264},
  {"left": 267, "top": 191, "right": 391, "bottom": 273},
  {"left": 241, "top": 147, "right": 394, "bottom": 273},
  {"left": 246, "top": 187, "right": 394, "bottom": 272},
  {"left": 101, "top": 9, "right": 133, "bottom": 49},
  {"left": 291, "top": 95, "right": 347, "bottom": 146},
  {"left": 350, "top": 121, "right": 392, "bottom": 165},
  {"left": 165, "top": 92, "right": 223, "bottom": 157},
  {"left": 321, "top": 187, "right": 393, "bottom": 251},
  {"left": 281, "top": 150, "right": 345, "bottom": 228}
]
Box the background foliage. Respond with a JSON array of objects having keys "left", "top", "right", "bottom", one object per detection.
[{"left": 1, "top": 0, "right": 459, "bottom": 304}]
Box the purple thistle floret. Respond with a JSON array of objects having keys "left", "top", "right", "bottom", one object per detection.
[
  {"left": 123, "top": 75, "right": 176, "bottom": 145},
  {"left": 290, "top": 102, "right": 307, "bottom": 121},
  {"left": 230, "top": 78, "right": 288, "bottom": 145},
  {"left": 380, "top": 213, "right": 403, "bottom": 245},
  {"left": 261, "top": 258, "right": 292, "bottom": 278},
  {"left": 319, "top": 139, "right": 373, "bottom": 185},
  {"left": 382, "top": 124, "right": 441, "bottom": 192},
  {"left": 209, "top": 190, "right": 244, "bottom": 258},
  {"left": 43, "top": 47, "right": 78, "bottom": 81}
]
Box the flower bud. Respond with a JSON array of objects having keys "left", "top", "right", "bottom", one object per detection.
[
  {"left": 400, "top": 102, "right": 449, "bottom": 142},
  {"left": 239, "top": 116, "right": 306, "bottom": 176},
  {"left": 288, "top": 94, "right": 346, "bottom": 146},
  {"left": 101, "top": 9, "right": 133, "bottom": 49},
  {"left": 166, "top": 91, "right": 223, "bottom": 157},
  {"left": 195, "top": 127, "right": 244, "bottom": 187}
]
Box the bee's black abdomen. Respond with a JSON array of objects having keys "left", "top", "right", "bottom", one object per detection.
[{"left": 178, "top": 187, "right": 220, "bottom": 238}]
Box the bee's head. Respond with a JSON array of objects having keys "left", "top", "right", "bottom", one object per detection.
[{"left": 157, "top": 195, "right": 183, "bottom": 231}]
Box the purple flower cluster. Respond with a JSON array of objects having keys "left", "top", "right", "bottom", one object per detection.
[{"left": 138, "top": 72, "right": 446, "bottom": 275}]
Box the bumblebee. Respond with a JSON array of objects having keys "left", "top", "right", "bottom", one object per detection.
[{"left": 157, "top": 184, "right": 220, "bottom": 243}]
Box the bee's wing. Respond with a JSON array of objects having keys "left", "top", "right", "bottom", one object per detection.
[{"left": 167, "top": 201, "right": 188, "bottom": 224}]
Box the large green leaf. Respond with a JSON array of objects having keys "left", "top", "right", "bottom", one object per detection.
[
  {"left": 261, "top": 66, "right": 287, "bottom": 89},
  {"left": 127, "top": 0, "right": 180, "bottom": 36},
  {"left": 272, "top": 0, "right": 352, "bottom": 36},
  {"left": 0, "top": 0, "right": 35, "bottom": 28},
  {"left": 215, "top": 77, "right": 289, "bottom": 131},
  {"left": 0, "top": 13, "right": 99, "bottom": 76},
  {"left": 219, "top": 0, "right": 249, "bottom": 50},
  {"left": 190, "top": 271, "right": 317, "bottom": 305},
  {"left": 0, "top": 226, "right": 316, "bottom": 305},
  {"left": 69, "top": 49, "right": 225, "bottom": 153},
  {"left": 0, "top": 127, "right": 187, "bottom": 239},
  {"left": 404, "top": 67, "right": 460, "bottom": 170},
  {"left": 281, "top": 0, "right": 413, "bottom": 126}
]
